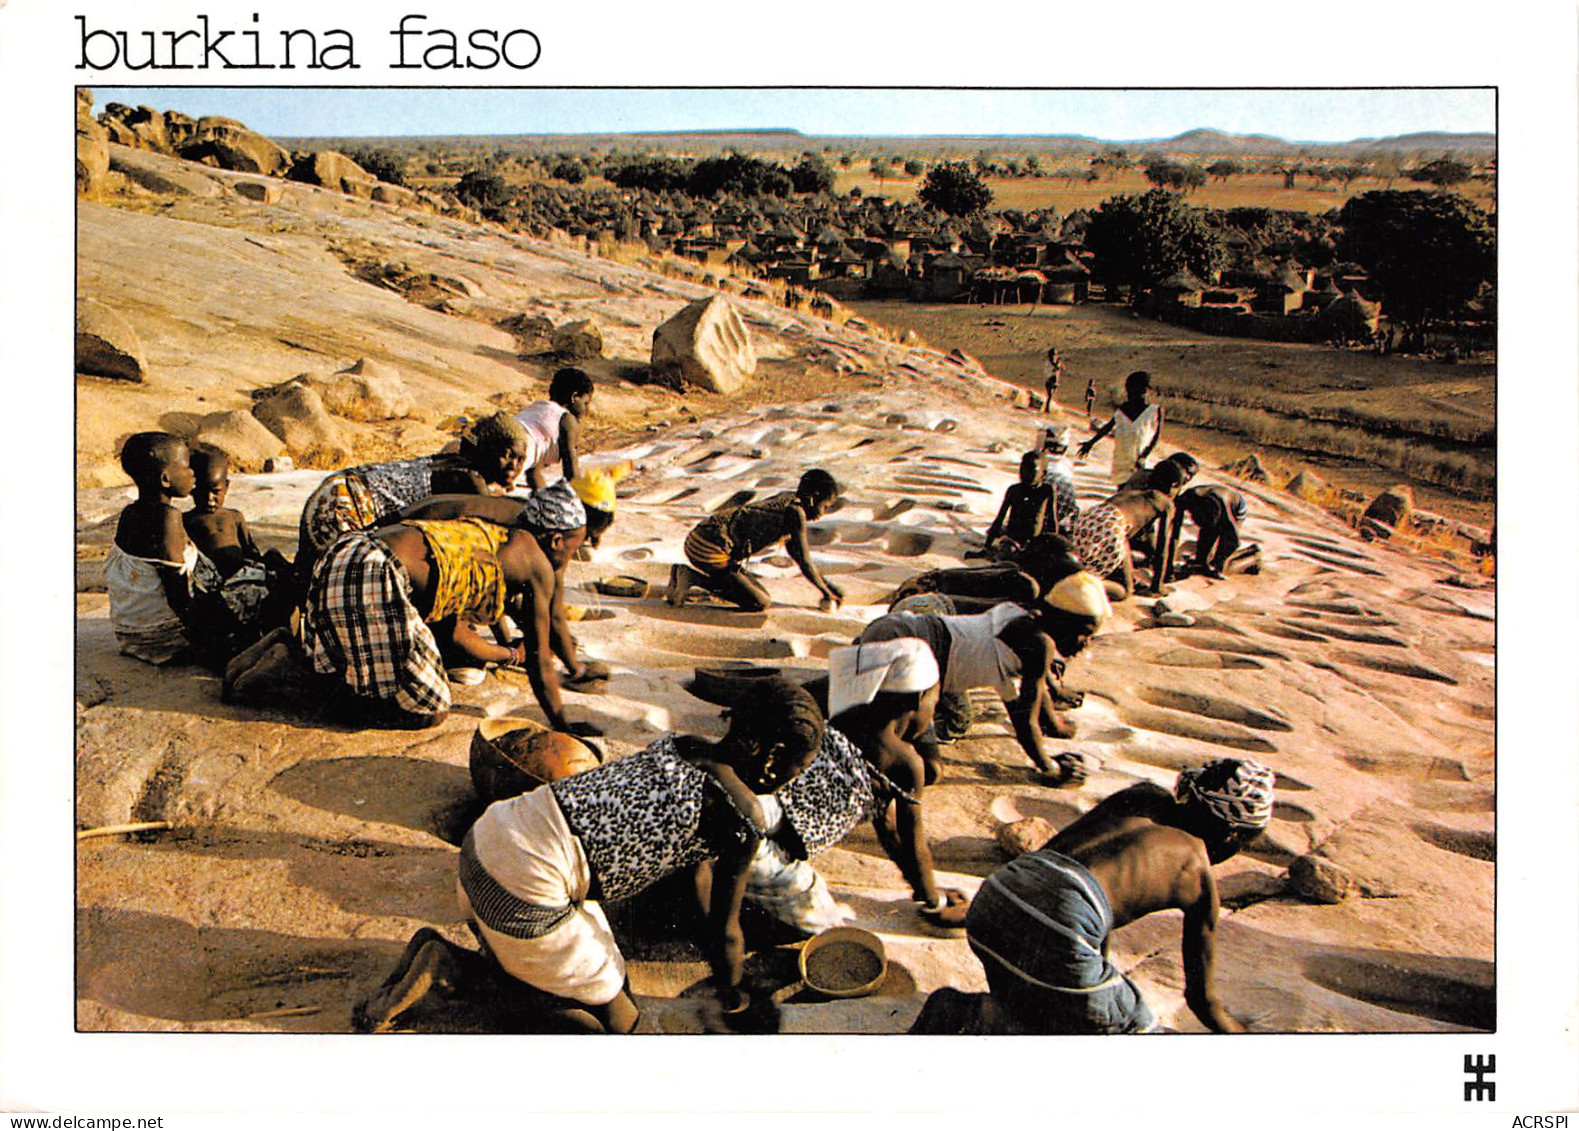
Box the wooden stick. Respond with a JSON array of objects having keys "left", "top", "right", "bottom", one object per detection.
[
  {"left": 246, "top": 1005, "right": 322, "bottom": 1020},
  {"left": 76, "top": 821, "right": 174, "bottom": 841}
]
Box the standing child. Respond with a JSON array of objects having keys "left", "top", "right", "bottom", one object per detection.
[
  {"left": 515, "top": 367, "right": 595, "bottom": 489},
  {"left": 1041, "top": 347, "right": 1064, "bottom": 413},
  {"left": 1084, "top": 376, "right": 1096, "bottom": 423},
  {"left": 668, "top": 470, "right": 844, "bottom": 613},
  {"left": 1080, "top": 370, "right": 1163, "bottom": 485},
  {"left": 104, "top": 433, "right": 258, "bottom": 666}
]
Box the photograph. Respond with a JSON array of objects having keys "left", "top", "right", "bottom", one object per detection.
[
  {"left": 70, "top": 83, "right": 1498, "bottom": 1044},
  {"left": 7, "top": 1, "right": 1576, "bottom": 1121}
]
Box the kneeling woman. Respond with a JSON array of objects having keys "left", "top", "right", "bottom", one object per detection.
[
  {"left": 458, "top": 679, "right": 824, "bottom": 1033},
  {"left": 787, "top": 638, "right": 972, "bottom": 929}
]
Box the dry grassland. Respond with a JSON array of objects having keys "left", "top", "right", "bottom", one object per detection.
[{"left": 832, "top": 170, "right": 1495, "bottom": 215}]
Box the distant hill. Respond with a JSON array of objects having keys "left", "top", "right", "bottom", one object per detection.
[{"left": 278, "top": 125, "right": 1493, "bottom": 161}]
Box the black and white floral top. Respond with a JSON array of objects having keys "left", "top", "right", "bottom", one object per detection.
[
  {"left": 550, "top": 735, "right": 759, "bottom": 903},
  {"left": 777, "top": 728, "right": 915, "bottom": 859}
]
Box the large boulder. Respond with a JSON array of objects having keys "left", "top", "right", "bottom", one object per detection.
[
  {"left": 497, "top": 313, "right": 556, "bottom": 355},
  {"left": 189, "top": 410, "right": 287, "bottom": 472},
  {"left": 552, "top": 318, "right": 605, "bottom": 360},
  {"left": 251, "top": 383, "right": 351, "bottom": 466},
  {"left": 650, "top": 296, "right": 756, "bottom": 394},
  {"left": 98, "top": 103, "right": 172, "bottom": 153},
  {"left": 176, "top": 116, "right": 290, "bottom": 177},
  {"left": 76, "top": 95, "right": 110, "bottom": 198},
  {"left": 301, "top": 359, "right": 413, "bottom": 422},
  {"left": 1222, "top": 453, "right": 1270, "bottom": 482},
  {"left": 76, "top": 299, "right": 146, "bottom": 382},
  {"left": 108, "top": 145, "right": 223, "bottom": 198},
  {"left": 371, "top": 183, "right": 421, "bottom": 209},
  {"left": 1287, "top": 854, "right": 1356, "bottom": 904},
  {"left": 289, "top": 150, "right": 377, "bottom": 197},
  {"left": 1284, "top": 468, "right": 1329, "bottom": 502},
  {"left": 163, "top": 110, "right": 198, "bottom": 150},
  {"left": 233, "top": 181, "right": 282, "bottom": 204},
  {"left": 1363, "top": 485, "right": 1415, "bottom": 531}
]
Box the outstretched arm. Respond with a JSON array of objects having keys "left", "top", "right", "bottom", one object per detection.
[
  {"left": 547, "top": 564, "right": 583, "bottom": 679},
  {"left": 783, "top": 507, "right": 841, "bottom": 604},
  {"left": 1181, "top": 865, "right": 1246, "bottom": 1033},
  {"left": 1001, "top": 623, "right": 1059, "bottom": 775},
  {"left": 1078, "top": 417, "right": 1116, "bottom": 457},
  {"left": 522, "top": 566, "right": 571, "bottom": 730},
  {"left": 1144, "top": 498, "right": 1175, "bottom": 594},
  {"left": 1140, "top": 405, "right": 1165, "bottom": 462},
  {"left": 984, "top": 489, "right": 1014, "bottom": 546},
  {"left": 559, "top": 414, "right": 582, "bottom": 484}
]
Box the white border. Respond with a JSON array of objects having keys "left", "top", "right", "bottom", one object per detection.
[{"left": 6, "top": 0, "right": 1575, "bottom": 1118}]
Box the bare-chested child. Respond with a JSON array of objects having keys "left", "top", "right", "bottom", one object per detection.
[
  {"left": 668, "top": 469, "right": 843, "bottom": 613},
  {"left": 106, "top": 433, "right": 262, "bottom": 666},
  {"left": 1070, "top": 457, "right": 1190, "bottom": 601},
  {"left": 911, "top": 757, "right": 1275, "bottom": 1034},
  {"left": 183, "top": 448, "right": 264, "bottom": 578},
  {"left": 982, "top": 452, "right": 1052, "bottom": 557},
  {"left": 1164, "top": 484, "right": 1258, "bottom": 582}
]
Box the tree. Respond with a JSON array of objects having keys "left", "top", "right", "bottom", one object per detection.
[
  {"left": 1143, "top": 160, "right": 1207, "bottom": 193},
  {"left": 1083, "top": 189, "right": 1227, "bottom": 292},
  {"left": 903, "top": 158, "right": 924, "bottom": 177},
  {"left": 453, "top": 169, "right": 511, "bottom": 211},
  {"left": 789, "top": 154, "right": 836, "bottom": 194},
  {"left": 1206, "top": 159, "right": 1241, "bottom": 183},
  {"left": 687, "top": 153, "right": 791, "bottom": 198},
  {"left": 918, "top": 161, "right": 994, "bottom": 216},
  {"left": 1409, "top": 156, "right": 1472, "bottom": 189},
  {"left": 346, "top": 147, "right": 407, "bottom": 187},
  {"left": 1337, "top": 190, "right": 1494, "bottom": 330},
  {"left": 550, "top": 160, "right": 586, "bottom": 185}
]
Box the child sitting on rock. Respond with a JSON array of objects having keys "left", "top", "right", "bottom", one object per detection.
[
  {"left": 982, "top": 452, "right": 1053, "bottom": 558},
  {"left": 104, "top": 433, "right": 267, "bottom": 666}
]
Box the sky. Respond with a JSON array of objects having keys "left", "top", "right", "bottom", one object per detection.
[{"left": 87, "top": 86, "right": 1495, "bottom": 143}]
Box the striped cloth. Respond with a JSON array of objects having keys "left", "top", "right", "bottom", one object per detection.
[
  {"left": 298, "top": 531, "right": 451, "bottom": 718},
  {"left": 966, "top": 848, "right": 1156, "bottom": 1034}
]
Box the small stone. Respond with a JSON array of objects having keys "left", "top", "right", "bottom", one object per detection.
[
  {"left": 1287, "top": 854, "right": 1356, "bottom": 904},
  {"left": 1155, "top": 612, "right": 1196, "bottom": 628},
  {"left": 264, "top": 456, "right": 295, "bottom": 473},
  {"left": 997, "top": 817, "right": 1054, "bottom": 858}
]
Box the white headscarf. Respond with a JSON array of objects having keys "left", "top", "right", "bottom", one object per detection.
[
  {"left": 827, "top": 637, "right": 939, "bottom": 719},
  {"left": 1043, "top": 570, "right": 1112, "bottom": 623}
]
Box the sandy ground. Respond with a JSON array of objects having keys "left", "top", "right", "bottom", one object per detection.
[{"left": 73, "top": 153, "right": 1494, "bottom": 1035}]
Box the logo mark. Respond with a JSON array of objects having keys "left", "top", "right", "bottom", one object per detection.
[{"left": 1464, "top": 1054, "right": 1496, "bottom": 1102}]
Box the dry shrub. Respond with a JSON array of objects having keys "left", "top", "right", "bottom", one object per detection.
[{"left": 1164, "top": 399, "right": 1492, "bottom": 497}]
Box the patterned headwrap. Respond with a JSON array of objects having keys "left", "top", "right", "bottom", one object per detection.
[
  {"left": 519, "top": 479, "right": 587, "bottom": 533},
  {"left": 1175, "top": 759, "right": 1277, "bottom": 831},
  {"left": 1042, "top": 424, "right": 1071, "bottom": 452},
  {"left": 827, "top": 638, "right": 940, "bottom": 719}
]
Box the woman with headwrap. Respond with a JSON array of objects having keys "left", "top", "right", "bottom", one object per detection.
[
  {"left": 856, "top": 562, "right": 1113, "bottom": 786},
  {"left": 297, "top": 480, "right": 596, "bottom": 732},
  {"left": 295, "top": 412, "right": 531, "bottom": 582},
  {"left": 440, "top": 678, "right": 824, "bottom": 1033},
  {"left": 913, "top": 757, "right": 1276, "bottom": 1035}
]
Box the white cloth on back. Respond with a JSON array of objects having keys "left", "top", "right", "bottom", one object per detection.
[{"left": 827, "top": 637, "right": 940, "bottom": 719}]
